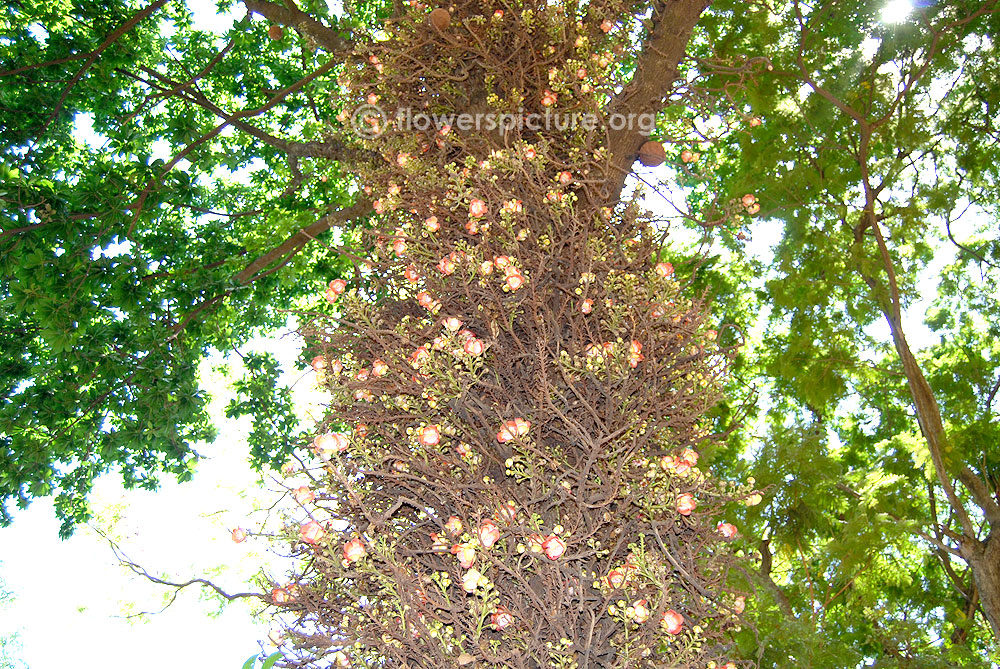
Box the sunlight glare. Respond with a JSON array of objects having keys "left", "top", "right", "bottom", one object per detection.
[{"left": 881, "top": 0, "right": 913, "bottom": 24}]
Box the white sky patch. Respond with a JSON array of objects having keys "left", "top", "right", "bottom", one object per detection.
[
  {"left": 0, "top": 323, "right": 325, "bottom": 668},
  {"left": 860, "top": 36, "right": 881, "bottom": 62}
]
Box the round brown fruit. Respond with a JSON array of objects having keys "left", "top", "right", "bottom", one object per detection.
[
  {"left": 267, "top": 25, "right": 284, "bottom": 40},
  {"left": 429, "top": 8, "right": 451, "bottom": 31},
  {"left": 638, "top": 140, "right": 666, "bottom": 167}
]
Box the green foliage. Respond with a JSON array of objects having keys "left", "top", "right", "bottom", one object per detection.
[{"left": 0, "top": 0, "right": 359, "bottom": 534}]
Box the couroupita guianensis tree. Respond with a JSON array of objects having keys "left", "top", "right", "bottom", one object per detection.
[{"left": 249, "top": 0, "right": 764, "bottom": 666}]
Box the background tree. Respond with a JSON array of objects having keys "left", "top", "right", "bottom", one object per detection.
[{"left": 670, "top": 0, "right": 1000, "bottom": 663}]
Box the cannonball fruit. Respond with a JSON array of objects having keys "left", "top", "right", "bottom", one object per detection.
[
  {"left": 429, "top": 8, "right": 451, "bottom": 30},
  {"left": 638, "top": 140, "right": 666, "bottom": 167},
  {"left": 268, "top": 25, "right": 284, "bottom": 40}
]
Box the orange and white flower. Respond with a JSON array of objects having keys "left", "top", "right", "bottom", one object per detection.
[
  {"left": 445, "top": 515, "right": 463, "bottom": 536},
  {"left": 655, "top": 261, "right": 674, "bottom": 278},
  {"left": 314, "top": 432, "right": 349, "bottom": 455},
  {"left": 581, "top": 299, "right": 593, "bottom": 314},
  {"left": 676, "top": 493, "right": 697, "bottom": 516},
  {"left": 479, "top": 519, "right": 501, "bottom": 549},
  {"left": 443, "top": 316, "right": 463, "bottom": 332},
  {"left": 424, "top": 215, "right": 440, "bottom": 231},
  {"left": 293, "top": 486, "right": 315, "bottom": 504},
  {"left": 631, "top": 599, "right": 650, "bottom": 623},
  {"left": 461, "top": 567, "right": 483, "bottom": 593},
  {"left": 497, "top": 418, "right": 530, "bottom": 443},
  {"left": 453, "top": 543, "right": 476, "bottom": 568},
  {"left": 490, "top": 605, "right": 514, "bottom": 630},
  {"left": 542, "top": 534, "right": 566, "bottom": 560},
  {"left": 343, "top": 537, "right": 367, "bottom": 563},
  {"left": 231, "top": 527, "right": 248, "bottom": 543},
  {"left": 464, "top": 337, "right": 485, "bottom": 356}
]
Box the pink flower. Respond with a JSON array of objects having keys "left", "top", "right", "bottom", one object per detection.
[
  {"left": 310, "top": 355, "right": 327, "bottom": 371},
  {"left": 299, "top": 520, "right": 326, "bottom": 544},
  {"left": 747, "top": 203, "right": 760, "bottom": 215},
  {"left": 424, "top": 215, "right": 440, "bottom": 231},
  {"left": 494, "top": 255, "right": 511, "bottom": 268},
  {"left": 453, "top": 543, "right": 476, "bottom": 568},
  {"left": 404, "top": 265, "right": 420, "bottom": 282},
  {"left": 372, "top": 359, "right": 388, "bottom": 377},
  {"left": 367, "top": 93, "right": 379, "bottom": 105},
  {"left": 749, "top": 116, "right": 762, "bottom": 127},
  {"left": 523, "top": 146, "right": 536, "bottom": 160},
  {"left": 443, "top": 316, "right": 463, "bottom": 331},
  {"left": 396, "top": 152, "right": 410, "bottom": 167},
  {"left": 601, "top": 18, "right": 613, "bottom": 32},
  {"left": 558, "top": 171, "right": 572, "bottom": 185},
  {"left": 680, "top": 149, "right": 695, "bottom": 163},
  {"left": 542, "top": 534, "right": 566, "bottom": 560},
  {"left": 541, "top": 90, "right": 557, "bottom": 107},
  {"left": 479, "top": 260, "right": 494, "bottom": 275},
  {"left": 445, "top": 516, "right": 463, "bottom": 536},
  {"left": 576, "top": 67, "right": 587, "bottom": 79},
  {"left": 464, "top": 337, "right": 485, "bottom": 356},
  {"left": 660, "top": 609, "right": 684, "bottom": 634},
  {"left": 392, "top": 237, "right": 407, "bottom": 256},
  {"left": 231, "top": 527, "right": 248, "bottom": 543},
  {"left": 455, "top": 442, "right": 472, "bottom": 457},
  {"left": 741, "top": 193, "right": 757, "bottom": 208},
  {"left": 419, "top": 424, "right": 441, "bottom": 446},
  {"left": 469, "top": 199, "right": 488, "bottom": 218},
  {"left": 655, "top": 262, "right": 674, "bottom": 278},
  {"left": 465, "top": 219, "right": 479, "bottom": 235},
  {"left": 272, "top": 587, "right": 292, "bottom": 604},
  {"left": 417, "top": 291, "right": 434, "bottom": 308},
  {"left": 490, "top": 605, "right": 514, "bottom": 630},
  {"left": 717, "top": 522, "right": 738, "bottom": 539},
  {"left": 581, "top": 299, "right": 593, "bottom": 314},
  {"left": 497, "top": 418, "right": 530, "bottom": 443},
  {"left": 632, "top": 599, "right": 650, "bottom": 623},
  {"left": 493, "top": 9, "right": 504, "bottom": 18},
  {"left": 333, "top": 650, "right": 351, "bottom": 667},
  {"left": 343, "top": 537, "right": 367, "bottom": 563},
  {"left": 733, "top": 595, "right": 746, "bottom": 614},
  {"left": 330, "top": 359, "right": 344, "bottom": 374},
  {"left": 479, "top": 519, "right": 501, "bottom": 549},
  {"left": 676, "top": 493, "right": 697, "bottom": 516},
  {"left": 355, "top": 423, "right": 368, "bottom": 438}
]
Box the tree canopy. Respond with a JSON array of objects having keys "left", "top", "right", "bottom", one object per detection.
[{"left": 2, "top": 0, "right": 999, "bottom": 664}]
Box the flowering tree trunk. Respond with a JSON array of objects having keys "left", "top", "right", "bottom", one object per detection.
[{"left": 264, "top": 0, "right": 761, "bottom": 666}]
